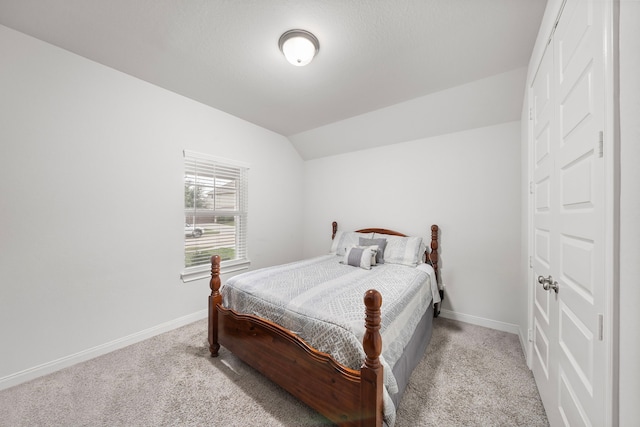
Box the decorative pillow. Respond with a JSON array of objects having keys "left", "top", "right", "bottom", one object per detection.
[
  {"left": 342, "top": 245, "right": 377, "bottom": 270},
  {"left": 359, "top": 237, "right": 387, "bottom": 264},
  {"left": 361, "top": 245, "right": 379, "bottom": 266},
  {"left": 330, "top": 231, "right": 374, "bottom": 256},
  {"left": 373, "top": 234, "right": 423, "bottom": 267}
]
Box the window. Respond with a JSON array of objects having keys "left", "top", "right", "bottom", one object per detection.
[{"left": 181, "top": 150, "right": 249, "bottom": 282}]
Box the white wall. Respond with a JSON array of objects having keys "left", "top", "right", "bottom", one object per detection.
[
  {"left": 0, "top": 25, "right": 304, "bottom": 387},
  {"left": 303, "top": 122, "right": 522, "bottom": 331},
  {"left": 618, "top": 0, "right": 640, "bottom": 423}
]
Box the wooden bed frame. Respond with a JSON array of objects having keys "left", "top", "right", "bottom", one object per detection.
[{"left": 208, "top": 222, "right": 440, "bottom": 427}]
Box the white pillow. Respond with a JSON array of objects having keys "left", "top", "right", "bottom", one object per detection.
[
  {"left": 342, "top": 245, "right": 377, "bottom": 270},
  {"left": 373, "top": 233, "right": 423, "bottom": 267},
  {"left": 330, "top": 231, "right": 374, "bottom": 255},
  {"left": 359, "top": 245, "right": 380, "bottom": 266},
  {"left": 418, "top": 241, "right": 428, "bottom": 264}
]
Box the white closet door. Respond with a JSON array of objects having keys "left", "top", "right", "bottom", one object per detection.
[
  {"left": 531, "top": 33, "right": 559, "bottom": 422},
  {"left": 530, "top": 0, "right": 610, "bottom": 425}
]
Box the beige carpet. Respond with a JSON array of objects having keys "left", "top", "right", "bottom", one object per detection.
[{"left": 0, "top": 317, "right": 548, "bottom": 426}]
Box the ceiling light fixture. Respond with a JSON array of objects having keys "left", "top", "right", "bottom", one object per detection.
[{"left": 278, "top": 29, "right": 320, "bottom": 66}]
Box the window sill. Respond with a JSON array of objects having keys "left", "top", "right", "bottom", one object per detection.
[{"left": 180, "top": 259, "right": 250, "bottom": 283}]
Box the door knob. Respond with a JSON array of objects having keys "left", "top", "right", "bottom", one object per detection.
[
  {"left": 537, "top": 275, "right": 559, "bottom": 293},
  {"left": 545, "top": 280, "right": 559, "bottom": 293}
]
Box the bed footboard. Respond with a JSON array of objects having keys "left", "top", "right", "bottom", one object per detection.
[{"left": 208, "top": 255, "right": 383, "bottom": 427}]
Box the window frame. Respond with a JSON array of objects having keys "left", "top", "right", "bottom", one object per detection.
[{"left": 181, "top": 150, "right": 250, "bottom": 282}]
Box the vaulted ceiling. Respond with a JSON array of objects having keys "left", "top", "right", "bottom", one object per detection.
[{"left": 0, "top": 0, "right": 547, "bottom": 159}]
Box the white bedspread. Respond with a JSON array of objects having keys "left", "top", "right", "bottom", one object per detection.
[{"left": 222, "top": 254, "right": 438, "bottom": 426}]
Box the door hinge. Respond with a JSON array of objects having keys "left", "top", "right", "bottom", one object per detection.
[
  {"left": 529, "top": 256, "right": 533, "bottom": 268},
  {"left": 598, "top": 131, "right": 604, "bottom": 158},
  {"left": 598, "top": 313, "right": 604, "bottom": 340},
  {"left": 529, "top": 181, "right": 534, "bottom": 194},
  {"left": 529, "top": 107, "right": 533, "bottom": 120},
  {"left": 528, "top": 328, "right": 533, "bottom": 342}
]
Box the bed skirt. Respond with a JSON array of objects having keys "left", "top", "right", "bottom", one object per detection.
[{"left": 389, "top": 300, "right": 434, "bottom": 409}]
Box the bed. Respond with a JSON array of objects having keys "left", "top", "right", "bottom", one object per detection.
[{"left": 208, "top": 222, "right": 441, "bottom": 426}]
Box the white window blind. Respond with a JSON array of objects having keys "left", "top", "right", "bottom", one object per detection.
[{"left": 182, "top": 150, "right": 249, "bottom": 282}]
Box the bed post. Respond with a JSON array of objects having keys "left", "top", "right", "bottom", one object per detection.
[
  {"left": 360, "top": 289, "right": 383, "bottom": 427},
  {"left": 332, "top": 221, "right": 338, "bottom": 240},
  {"left": 209, "top": 255, "right": 221, "bottom": 357}
]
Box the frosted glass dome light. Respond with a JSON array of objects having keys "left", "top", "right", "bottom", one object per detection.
[{"left": 278, "top": 30, "right": 319, "bottom": 67}]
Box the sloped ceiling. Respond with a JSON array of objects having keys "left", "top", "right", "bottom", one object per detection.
[{"left": 0, "top": 0, "right": 546, "bottom": 159}]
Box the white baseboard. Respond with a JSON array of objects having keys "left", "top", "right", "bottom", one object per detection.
[
  {"left": 0, "top": 309, "right": 208, "bottom": 391},
  {"left": 518, "top": 326, "right": 534, "bottom": 369},
  {"left": 438, "top": 309, "right": 520, "bottom": 335}
]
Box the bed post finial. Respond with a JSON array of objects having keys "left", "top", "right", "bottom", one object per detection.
[
  {"left": 210, "top": 254, "right": 221, "bottom": 294},
  {"left": 332, "top": 221, "right": 338, "bottom": 240},
  {"left": 209, "top": 255, "right": 221, "bottom": 357}
]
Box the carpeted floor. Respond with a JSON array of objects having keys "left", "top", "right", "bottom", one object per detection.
[{"left": 0, "top": 317, "right": 548, "bottom": 426}]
